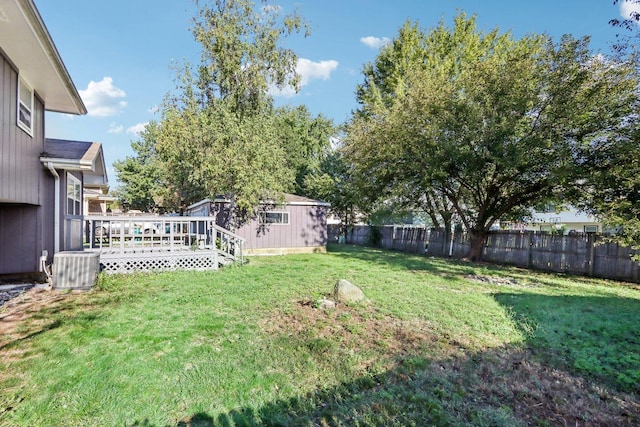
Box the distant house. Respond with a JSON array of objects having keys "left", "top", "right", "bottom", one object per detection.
[
  {"left": 523, "top": 206, "right": 602, "bottom": 234},
  {"left": 40, "top": 139, "right": 109, "bottom": 250},
  {"left": 187, "top": 194, "right": 330, "bottom": 255},
  {"left": 0, "top": 1, "right": 107, "bottom": 277}
]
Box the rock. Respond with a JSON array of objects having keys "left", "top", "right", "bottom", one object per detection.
[
  {"left": 316, "top": 297, "right": 336, "bottom": 310},
  {"left": 0, "top": 284, "right": 35, "bottom": 307},
  {"left": 333, "top": 279, "right": 365, "bottom": 303}
]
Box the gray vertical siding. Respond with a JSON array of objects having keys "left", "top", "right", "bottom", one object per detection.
[
  {"left": 0, "top": 51, "right": 49, "bottom": 275},
  {"left": 234, "top": 204, "right": 328, "bottom": 250},
  {"left": 0, "top": 205, "right": 40, "bottom": 274},
  {"left": 0, "top": 52, "right": 45, "bottom": 205},
  {"left": 189, "top": 200, "right": 329, "bottom": 252}
]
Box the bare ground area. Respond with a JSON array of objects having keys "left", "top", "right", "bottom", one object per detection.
[
  {"left": 0, "top": 287, "right": 68, "bottom": 349},
  {"left": 261, "top": 299, "right": 640, "bottom": 426}
]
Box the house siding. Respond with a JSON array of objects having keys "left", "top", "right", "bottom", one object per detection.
[
  {"left": 0, "top": 52, "right": 45, "bottom": 205},
  {"left": 221, "top": 203, "right": 328, "bottom": 252},
  {"left": 0, "top": 50, "right": 49, "bottom": 275},
  {"left": 0, "top": 205, "right": 40, "bottom": 274}
]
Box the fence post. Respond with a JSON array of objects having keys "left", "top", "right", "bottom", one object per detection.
[
  {"left": 527, "top": 232, "right": 533, "bottom": 269},
  {"left": 588, "top": 233, "right": 595, "bottom": 277},
  {"left": 392, "top": 225, "right": 398, "bottom": 250}
]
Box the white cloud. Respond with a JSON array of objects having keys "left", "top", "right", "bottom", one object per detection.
[
  {"left": 108, "top": 122, "right": 123, "bottom": 134},
  {"left": 620, "top": 0, "right": 640, "bottom": 23},
  {"left": 297, "top": 58, "right": 339, "bottom": 86},
  {"left": 360, "top": 36, "right": 391, "bottom": 49},
  {"left": 271, "top": 58, "right": 339, "bottom": 97},
  {"left": 79, "top": 77, "right": 127, "bottom": 117},
  {"left": 126, "top": 122, "right": 148, "bottom": 135},
  {"left": 148, "top": 105, "right": 159, "bottom": 114},
  {"left": 262, "top": 4, "right": 282, "bottom": 13}
]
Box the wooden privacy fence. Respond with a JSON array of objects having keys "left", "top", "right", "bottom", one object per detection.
[
  {"left": 428, "top": 229, "right": 640, "bottom": 283},
  {"left": 329, "top": 225, "right": 640, "bottom": 283},
  {"left": 328, "top": 224, "right": 429, "bottom": 254}
]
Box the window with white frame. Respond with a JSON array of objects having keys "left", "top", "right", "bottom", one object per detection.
[
  {"left": 258, "top": 211, "right": 289, "bottom": 225},
  {"left": 17, "top": 77, "right": 34, "bottom": 135},
  {"left": 67, "top": 173, "right": 81, "bottom": 216},
  {"left": 584, "top": 225, "right": 598, "bottom": 233}
]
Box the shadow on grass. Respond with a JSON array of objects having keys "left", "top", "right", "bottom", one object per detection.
[
  {"left": 0, "top": 319, "right": 62, "bottom": 351},
  {"left": 128, "top": 344, "right": 640, "bottom": 427},
  {"left": 0, "top": 294, "right": 103, "bottom": 351},
  {"left": 328, "top": 243, "right": 632, "bottom": 291},
  {"left": 327, "top": 244, "right": 486, "bottom": 277},
  {"left": 122, "top": 289, "right": 640, "bottom": 427},
  {"left": 494, "top": 292, "right": 640, "bottom": 394}
]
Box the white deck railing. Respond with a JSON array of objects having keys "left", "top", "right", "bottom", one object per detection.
[{"left": 84, "top": 216, "right": 244, "bottom": 274}]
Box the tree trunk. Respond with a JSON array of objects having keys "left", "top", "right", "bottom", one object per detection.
[
  {"left": 468, "top": 230, "right": 488, "bottom": 262},
  {"left": 442, "top": 216, "right": 452, "bottom": 257}
]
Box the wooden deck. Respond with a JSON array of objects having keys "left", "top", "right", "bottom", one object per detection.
[{"left": 84, "top": 216, "right": 244, "bottom": 274}]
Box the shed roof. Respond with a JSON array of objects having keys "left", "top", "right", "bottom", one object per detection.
[
  {"left": 281, "top": 193, "right": 331, "bottom": 207},
  {"left": 187, "top": 193, "right": 331, "bottom": 210}
]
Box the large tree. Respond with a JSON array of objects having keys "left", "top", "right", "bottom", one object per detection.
[
  {"left": 353, "top": 20, "right": 458, "bottom": 236},
  {"left": 574, "top": 0, "right": 640, "bottom": 247},
  {"left": 152, "top": 0, "right": 309, "bottom": 218},
  {"left": 304, "top": 146, "right": 361, "bottom": 236},
  {"left": 576, "top": 121, "right": 640, "bottom": 246},
  {"left": 346, "top": 13, "right": 639, "bottom": 260},
  {"left": 112, "top": 121, "right": 168, "bottom": 212},
  {"left": 274, "top": 105, "right": 335, "bottom": 197}
]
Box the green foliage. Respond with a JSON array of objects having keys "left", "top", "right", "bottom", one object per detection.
[
  {"left": 187, "top": 0, "right": 308, "bottom": 115},
  {"left": 346, "top": 13, "right": 640, "bottom": 260},
  {"left": 112, "top": 122, "right": 167, "bottom": 211},
  {"left": 367, "top": 225, "right": 382, "bottom": 247},
  {"left": 304, "top": 147, "right": 361, "bottom": 230},
  {"left": 114, "top": 0, "right": 319, "bottom": 217},
  {"left": 356, "top": 20, "right": 428, "bottom": 111},
  {"left": 156, "top": 97, "right": 294, "bottom": 216},
  {"left": 574, "top": 120, "right": 640, "bottom": 248},
  {"left": 273, "top": 105, "right": 336, "bottom": 196}
]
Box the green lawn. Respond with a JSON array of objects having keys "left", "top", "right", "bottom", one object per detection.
[{"left": 1, "top": 244, "right": 639, "bottom": 426}]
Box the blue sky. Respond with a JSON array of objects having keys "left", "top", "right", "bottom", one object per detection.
[{"left": 36, "top": 0, "right": 636, "bottom": 188}]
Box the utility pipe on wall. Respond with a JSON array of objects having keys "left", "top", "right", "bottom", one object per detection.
[{"left": 46, "top": 162, "right": 60, "bottom": 254}]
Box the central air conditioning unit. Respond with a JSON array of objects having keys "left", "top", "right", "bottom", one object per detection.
[{"left": 53, "top": 251, "right": 100, "bottom": 290}]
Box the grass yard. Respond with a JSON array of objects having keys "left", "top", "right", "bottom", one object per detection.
[{"left": 1, "top": 244, "right": 639, "bottom": 426}]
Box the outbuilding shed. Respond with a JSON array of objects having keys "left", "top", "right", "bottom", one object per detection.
[{"left": 187, "top": 194, "right": 330, "bottom": 255}]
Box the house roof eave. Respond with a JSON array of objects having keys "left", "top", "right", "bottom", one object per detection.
[{"left": 1, "top": 0, "right": 86, "bottom": 115}]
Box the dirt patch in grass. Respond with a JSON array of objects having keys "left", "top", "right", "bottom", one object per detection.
[
  {"left": 261, "top": 299, "right": 462, "bottom": 363},
  {"left": 440, "top": 347, "right": 640, "bottom": 426},
  {"left": 260, "top": 299, "right": 640, "bottom": 426},
  {"left": 0, "top": 287, "right": 71, "bottom": 349}
]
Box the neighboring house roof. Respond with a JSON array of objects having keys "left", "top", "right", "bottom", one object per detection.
[
  {"left": 187, "top": 193, "right": 331, "bottom": 211},
  {"left": 281, "top": 193, "right": 331, "bottom": 207},
  {"left": 531, "top": 207, "right": 599, "bottom": 224},
  {"left": 0, "top": 0, "right": 86, "bottom": 114},
  {"left": 40, "top": 139, "right": 109, "bottom": 190}
]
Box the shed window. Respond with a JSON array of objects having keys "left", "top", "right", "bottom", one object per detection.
[
  {"left": 584, "top": 225, "right": 598, "bottom": 233},
  {"left": 67, "top": 173, "right": 81, "bottom": 216},
  {"left": 259, "top": 211, "right": 289, "bottom": 225},
  {"left": 17, "top": 77, "right": 34, "bottom": 135}
]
